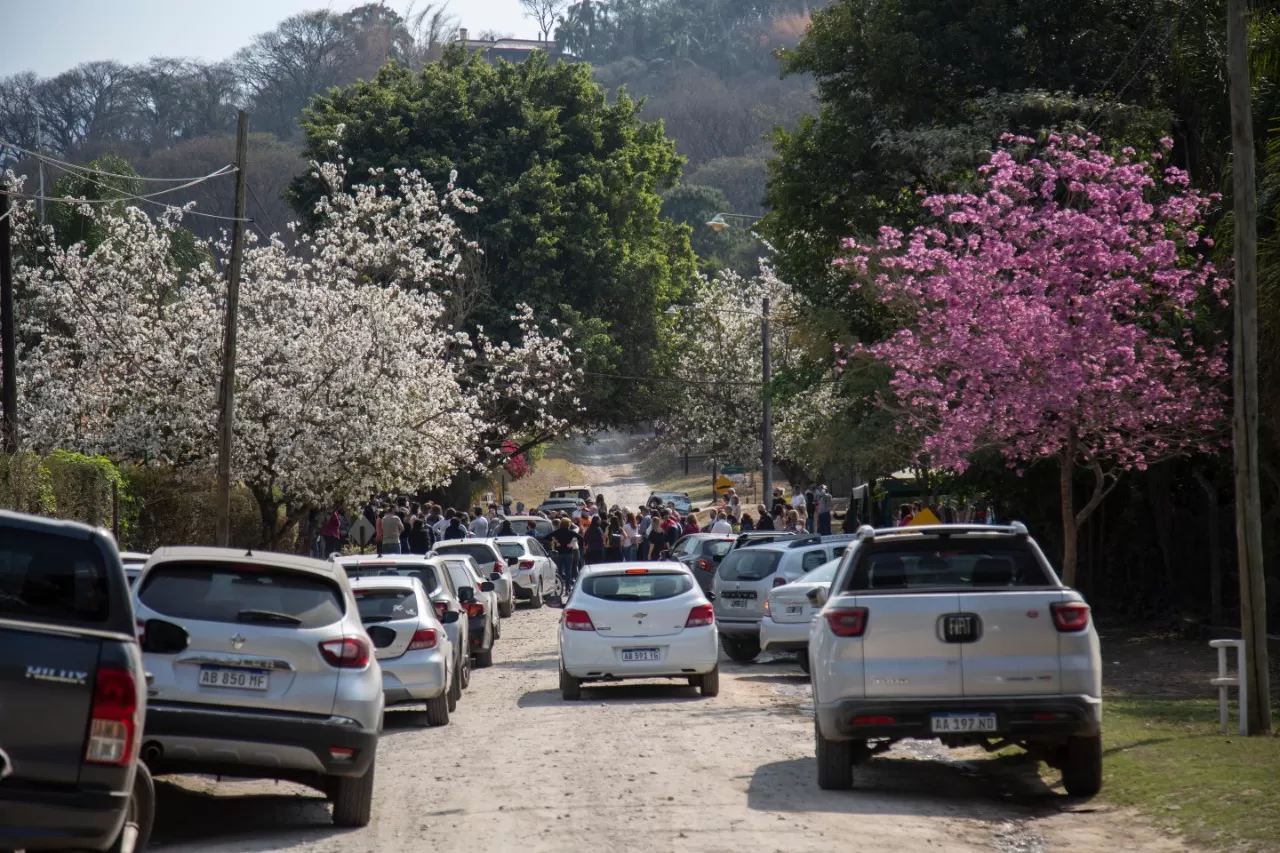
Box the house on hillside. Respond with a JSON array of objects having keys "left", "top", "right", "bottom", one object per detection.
[{"left": 455, "top": 29, "right": 577, "bottom": 63}]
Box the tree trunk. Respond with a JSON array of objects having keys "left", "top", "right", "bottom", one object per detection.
[
  {"left": 1193, "top": 469, "right": 1223, "bottom": 627},
  {"left": 252, "top": 486, "right": 278, "bottom": 550},
  {"left": 1059, "top": 451, "right": 1078, "bottom": 586}
]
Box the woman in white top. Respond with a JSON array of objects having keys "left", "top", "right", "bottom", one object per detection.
[{"left": 623, "top": 512, "right": 639, "bottom": 561}]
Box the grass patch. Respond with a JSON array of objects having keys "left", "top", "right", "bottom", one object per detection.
[
  {"left": 1071, "top": 695, "right": 1280, "bottom": 851},
  {"left": 506, "top": 444, "right": 588, "bottom": 510}
]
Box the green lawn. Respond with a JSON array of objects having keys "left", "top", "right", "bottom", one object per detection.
[{"left": 1072, "top": 696, "right": 1280, "bottom": 851}]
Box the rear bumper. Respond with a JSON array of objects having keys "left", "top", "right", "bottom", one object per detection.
[
  {"left": 381, "top": 648, "right": 448, "bottom": 704},
  {"left": 816, "top": 695, "right": 1102, "bottom": 742},
  {"left": 759, "top": 615, "right": 809, "bottom": 651},
  {"left": 0, "top": 782, "right": 130, "bottom": 851},
  {"left": 561, "top": 628, "right": 719, "bottom": 680},
  {"left": 143, "top": 702, "right": 379, "bottom": 778},
  {"left": 512, "top": 570, "right": 540, "bottom": 597}
]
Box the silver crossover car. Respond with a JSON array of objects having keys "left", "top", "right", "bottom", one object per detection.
[{"left": 133, "top": 547, "right": 383, "bottom": 827}]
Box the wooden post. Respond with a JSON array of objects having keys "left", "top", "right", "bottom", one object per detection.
[
  {"left": 0, "top": 186, "right": 17, "bottom": 454},
  {"left": 215, "top": 112, "right": 250, "bottom": 548},
  {"left": 761, "top": 295, "right": 773, "bottom": 504},
  {"left": 112, "top": 480, "right": 120, "bottom": 542},
  {"left": 1227, "top": 0, "right": 1272, "bottom": 734}
]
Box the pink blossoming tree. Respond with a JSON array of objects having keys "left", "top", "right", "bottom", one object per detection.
[{"left": 841, "top": 135, "right": 1229, "bottom": 585}]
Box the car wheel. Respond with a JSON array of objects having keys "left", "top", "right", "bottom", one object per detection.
[
  {"left": 699, "top": 665, "right": 720, "bottom": 697},
  {"left": 560, "top": 664, "right": 581, "bottom": 701},
  {"left": 459, "top": 649, "right": 472, "bottom": 689},
  {"left": 493, "top": 614, "right": 502, "bottom": 640},
  {"left": 499, "top": 597, "right": 514, "bottom": 618},
  {"left": 425, "top": 691, "right": 450, "bottom": 726},
  {"left": 448, "top": 657, "right": 462, "bottom": 704},
  {"left": 720, "top": 635, "right": 760, "bottom": 663},
  {"left": 797, "top": 652, "right": 811, "bottom": 675},
  {"left": 815, "top": 718, "right": 854, "bottom": 790},
  {"left": 106, "top": 761, "right": 155, "bottom": 853},
  {"left": 1060, "top": 734, "right": 1103, "bottom": 797},
  {"left": 474, "top": 646, "right": 494, "bottom": 668},
  {"left": 330, "top": 759, "right": 375, "bottom": 827},
  {"left": 530, "top": 580, "right": 544, "bottom": 608}
]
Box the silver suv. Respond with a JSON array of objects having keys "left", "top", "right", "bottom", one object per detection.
[
  {"left": 133, "top": 547, "right": 383, "bottom": 827},
  {"left": 809, "top": 524, "right": 1102, "bottom": 796},
  {"left": 713, "top": 535, "right": 854, "bottom": 662}
]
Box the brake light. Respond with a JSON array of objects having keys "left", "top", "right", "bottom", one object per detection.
[
  {"left": 825, "top": 607, "right": 869, "bottom": 638},
  {"left": 433, "top": 601, "right": 447, "bottom": 620},
  {"left": 773, "top": 576, "right": 788, "bottom": 587},
  {"left": 517, "top": 560, "right": 533, "bottom": 570},
  {"left": 1050, "top": 602, "right": 1090, "bottom": 632},
  {"left": 625, "top": 568, "right": 649, "bottom": 574},
  {"left": 694, "top": 558, "right": 714, "bottom": 572},
  {"left": 465, "top": 602, "right": 486, "bottom": 618},
  {"left": 563, "top": 609, "right": 595, "bottom": 631},
  {"left": 763, "top": 598, "right": 771, "bottom": 616},
  {"left": 319, "top": 637, "right": 371, "bottom": 668},
  {"left": 685, "top": 604, "right": 714, "bottom": 627},
  {"left": 852, "top": 715, "right": 895, "bottom": 726},
  {"left": 496, "top": 561, "right": 507, "bottom": 574},
  {"left": 408, "top": 629, "right": 438, "bottom": 650},
  {"left": 85, "top": 665, "right": 138, "bottom": 765}
]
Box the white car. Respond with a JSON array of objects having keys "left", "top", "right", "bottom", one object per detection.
[
  {"left": 759, "top": 557, "right": 840, "bottom": 672},
  {"left": 430, "top": 541, "right": 515, "bottom": 617},
  {"left": 349, "top": 575, "right": 457, "bottom": 726},
  {"left": 558, "top": 563, "right": 719, "bottom": 700},
  {"left": 489, "top": 536, "right": 556, "bottom": 608}
]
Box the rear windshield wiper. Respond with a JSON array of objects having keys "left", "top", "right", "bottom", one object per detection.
[
  {"left": 361, "top": 615, "right": 393, "bottom": 624},
  {"left": 236, "top": 609, "right": 303, "bottom": 625},
  {"left": 734, "top": 574, "right": 762, "bottom": 581}
]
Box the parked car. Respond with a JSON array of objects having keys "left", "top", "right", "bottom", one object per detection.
[
  {"left": 133, "top": 547, "right": 382, "bottom": 827},
  {"left": 120, "top": 551, "right": 150, "bottom": 587},
  {"left": 430, "top": 540, "right": 514, "bottom": 617},
  {"left": 335, "top": 555, "right": 471, "bottom": 698},
  {"left": 713, "top": 534, "right": 854, "bottom": 663},
  {"left": 0, "top": 511, "right": 156, "bottom": 853},
  {"left": 647, "top": 491, "right": 697, "bottom": 514},
  {"left": 349, "top": 575, "right": 457, "bottom": 725},
  {"left": 536, "top": 485, "right": 593, "bottom": 514},
  {"left": 497, "top": 514, "right": 555, "bottom": 546},
  {"left": 439, "top": 557, "right": 498, "bottom": 668},
  {"left": 759, "top": 558, "right": 841, "bottom": 672},
  {"left": 808, "top": 523, "right": 1103, "bottom": 796},
  {"left": 730, "top": 530, "right": 799, "bottom": 551},
  {"left": 666, "top": 533, "right": 736, "bottom": 595},
  {"left": 558, "top": 563, "right": 719, "bottom": 700},
  {"left": 488, "top": 536, "right": 556, "bottom": 607}
]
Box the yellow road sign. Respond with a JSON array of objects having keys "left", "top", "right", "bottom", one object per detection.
[
  {"left": 908, "top": 507, "right": 942, "bottom": 526},
  {"left": 714, "top": 475, "right": 735, "bottom": 493}
]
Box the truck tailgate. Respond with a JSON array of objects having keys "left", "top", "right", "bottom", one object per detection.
[{"left": 0, "top": 624, "right": 100, "bottom": 786}]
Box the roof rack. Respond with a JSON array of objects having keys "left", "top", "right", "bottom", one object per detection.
[{"left": 857, "top": 522, "right": 1028, "bottom": 542}]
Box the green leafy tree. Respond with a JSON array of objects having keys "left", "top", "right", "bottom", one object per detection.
[
  {"left": 50, "top": 154, "right": 141, "bottom": 251},
  {"left": 289, "top": 46, "right": 696, "bottom": 424},
  {"left": 660, "top": 184, "right": 758, "bottom": 275}
]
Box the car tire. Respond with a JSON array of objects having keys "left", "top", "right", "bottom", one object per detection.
[
  {"left": 797, "top": 653, "right": 811, "bottom": 675},
  {"left": 560, "top": 665, "right": 581, "bottom": 701},
  {"left": 530, "top": 581, "right": 544, "bottom": 608},
  {"left": 107, "top": 761, "right": 155, "bottom": 853},
  {"left": 474, "top": 646, "right": 494, "bottom": 668},
  {"left": 699, "top": 665, "right": 720, "bottom": 697},
  {"left": 459, "top": 649, "right": 472, "bottom": 690},
  {"left": 330, "top": 760, "right": 375, "bottom": 827},
  {"left": 1060, "top": 734, "right": 1103, "bottom": 797},
  {"left": 720, "top": 635, "right": 760, "bottom": 663},
  {"left": 448, "top": 657, "right": 463, "bottom": 704},
  {"left": 815, "top": 718, "right": 854, "bottom": 790},
  {"left": 425, "top": 691, "right": 450, "bottom": 726},
  {"left": 499, "top": 598, "right": 514, "bottom": 618}
]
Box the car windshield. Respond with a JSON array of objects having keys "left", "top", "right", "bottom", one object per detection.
[
  {"left": 341, "top": 564, "right": 438, "bottom": 593},
  {"left": 716, "top": 550, "right": 782, "bottom": 581},
  {"left": 0, "top": 528, "right": 110, "bottom": 625},
  {"left": 434, "top": 544, "right": 498, "bottom": 566},
  {"left": 797, "top": 559, "right": 840, "bottom": 585},
  {"left": 354, "top": 588, "right": 418, "bottom": 622},
  {"left": 845, "top": 541, "right": 1052, "bottom": 591},
  {"left": 581, "top": 572, "right": 693, "bottom": 601},
  {"left": 139, "top": 562, "right": 344, "bottom": 628}
]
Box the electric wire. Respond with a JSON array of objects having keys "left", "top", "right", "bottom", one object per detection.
[{"left": 0, "top": 138, "right": 239, "bottom": 184}]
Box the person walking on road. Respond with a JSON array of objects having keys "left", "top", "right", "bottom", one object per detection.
[
  {"left": 623, "top": 512, "right": 639, "bottom": 561},
  {"left": 470, "top": 507, "right": 490, "bottom": 538},
  {"left": 380, "top": 507, "right": 405, "bottom": 554},
  {"left": 647, "top": 512, "right": 668, "bottom": 559},
  {"left": 550, "top": 517, "right": 582, "bottom": 585},
  {"left": 321, "top": 505, "right": 342, "bottom": 556},
  {"left": 583, "top": 514, "right": 606, "bottom": 565},
  {"left": 710, "top": 511, "right": 733, "bottom": 535},
  {"left": 755, "top": 503, "right": 775, "bottom": 531},
  {"left": 817, "top": 485, "right": 833, "bottom": 535},
  {"left": 443, "top": 513, "right": 468, "bottom": 540},
  {"left": 605, "top": 516, "right": 624, "bottom": 562}
]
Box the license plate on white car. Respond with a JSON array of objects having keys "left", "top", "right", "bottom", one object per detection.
[
  {"left": 785, "top": 605, "right": 804, "bottom": 615},
  {"left": 729, "top": 599, "right": 750, "bottom": 609},
  {"left": 930, "top": 713, "right": 996, "bottom": 733},
  {"left": 199, "top": 666, "right": 269, "bottom": 691},
  {"left": 621, "top": 648, "right": 661, "bottom": 662}
]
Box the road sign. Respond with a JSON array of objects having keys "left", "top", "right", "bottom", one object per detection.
[
  {"left": 714, "top": 475, "right": 735, "bottom": 494},
  {"left": 721, "top": 465, "right": 746, "bottom": 484},
  {"left": 348, "top": 515, "right": 375, "bottom": 547},
  {"left": 908, "top": 507, "right": 942, "bottom": 526}
]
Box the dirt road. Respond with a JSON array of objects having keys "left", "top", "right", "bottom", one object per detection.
[{"left": 146, "top": 434, "right": 1190, "bottom": 853}]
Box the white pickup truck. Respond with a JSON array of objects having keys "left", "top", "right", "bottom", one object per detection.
[{"left": 808, "top": 523, "right": 1102, "bottom": 796}]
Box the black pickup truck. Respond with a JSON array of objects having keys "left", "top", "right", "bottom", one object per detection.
[{"left": 0, "top": 511, "right": 154, "bottom": 853}]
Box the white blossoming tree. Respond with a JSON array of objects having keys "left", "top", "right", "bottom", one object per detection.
[{"left": 13, "top": 157, "right": 582, "bottom": 547}]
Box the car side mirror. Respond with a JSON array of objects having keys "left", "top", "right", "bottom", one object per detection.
[
  {"left": 458, "top": 586, "right": 475, "bottom": 602},
  {"left": 480, "top": 581, "right": 495, "bottom": 592},
  {"left": 489, "top": 572, "right": 502, "bottom": 582},
  {"left": 806, "top": 587, "right": 828, "bottom": 607},
  {"left": 142, "top": 619, "right": 190, "bottom": 654},
  {"left": 440, "top": 609, "right": 460, "bottom": 624},
  {"left": 707, "top": 592, "right": 717, "bottom": 602}
]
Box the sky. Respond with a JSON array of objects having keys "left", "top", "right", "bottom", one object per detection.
[{"left": 0, "top": 0, "right": 541, "bottom": 77}]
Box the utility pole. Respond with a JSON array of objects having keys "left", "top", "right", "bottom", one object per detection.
[
  {"left": 1227, "top": 0, "right": 1271, "bottom": 734},
  {"left": 35, "top": 114, "right": 45, "bottom": 222},
  {"left": 761, "top": 295, "right": 773, "bottom": 507},
  {"left": 214, "top": 111, "right": 250, "bottom": 547},
  {"left": 0, "top": 185, "right": 17, "bottom": 454}
]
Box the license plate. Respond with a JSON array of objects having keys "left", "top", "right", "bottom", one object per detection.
[
  {"left": 729, "top": 599, "right": 750, "bottom": 609},
  {"left": 621, "top": 648, "right": 661, "bottom": 662},
  {"left": 785, "top": 605, "right": 804, "bottom": 615},
  {"left": 199, "top": 666, "right": 269, "bottom": 691},
  {"left": 930, "top": 713, "right": 996, "bottom": 733}
]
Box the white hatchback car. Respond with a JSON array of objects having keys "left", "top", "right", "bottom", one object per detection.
[
  {"left": 489, "top": 536, "right": 556, "bottom": 608},
  {"left": 759, "top": 557, "right": 840, "bottom": 672},
  {"left": 558, "top": 563, "right": 719, "bottom": 700}
]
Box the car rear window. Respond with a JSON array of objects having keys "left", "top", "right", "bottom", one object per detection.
[
  {"left": 436, "top": 544, "right": 500, "bottom": 565},
  {"left": 139, "top": 562, "right": 345, "bottom": 628},
  {"left": 493, "top": 543, "right": 525, "bottom": 560},
  {"left": 703, "top": 540, "right": 734, "bottom": 558},
  {"left": 445, "top": 564, "right": 475, "bottom": 591},
  {"left": 717, "top": 550, "right": 782, "bottom": 581},
  {"left": 799, "top": 560, "right": 840, "bottom": 585},
  {"left": 581, "top": 572, "right": 693, "bottom": 601},
  {"left": 845, "top": 541, "right": 1052, "bottom": 592},
  {"left": 354, "top": 588, "right": 418, "bottom": 622},
  {"left": 342, "top": 564, "right": 438, "bottom": 593},
  {"left": 0, "top": 528, "right": 110, "bottom": 624}
]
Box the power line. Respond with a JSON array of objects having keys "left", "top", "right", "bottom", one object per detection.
[
  {"left": 245, "top": 181, "right": 281, "bottom": 236},
  {"left": 0, "top": 139, "right": 239, "bottom": 184}
]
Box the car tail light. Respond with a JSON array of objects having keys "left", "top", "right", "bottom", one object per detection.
[
  {"left": 625, "top": 568, "right": 649, "bottom": 575},
  {"left": 825, "top": 607, "right": 868, "bottom": 638},
  {"left": 518, "top": 559, "right": 534, "bottom": 570},
  {"left": 408, "top": 629, "right": 438, "bottom": 651},
  {"left": 465, "top": 602, "right": 486, "bottom": 618},
  {"left": 563, "top": 609, "right": 595, "bottom": 631},
  {"left": 319, "top": 637, "right": 371, "bottom": 668},
  {"left": 433, "top": 601, "right": 447, "bottom": 620},
  {"left": 773, "top": 576, "right": 788, "bottom": 587},
  {"left": 852, "top": 715, "right": 895, "bottom": 726},
  {"left": 1050, "top": 602, "right": 1090, "bottom": 632},
  {"left": 495, "top": 561, "right": 507, "bottom": 575},
  {"left": 85, "top": 665, "right": 138, "bottom": 765},
  {"left": 763, "top": 598, "right": 771, "bottom": 615},
  {"left": 685, "top": 604, "right": 714, "bottom": 627},
  {"left": 329, "top": 747, "right": 355, "bottom": 761},
  {"left": 693, "top": 558, "right": 714, "bottom": 573}
]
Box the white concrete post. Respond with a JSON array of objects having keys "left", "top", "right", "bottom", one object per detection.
[{"left": 1209, "top": 639, "right": 1249, "bottom": 736}]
